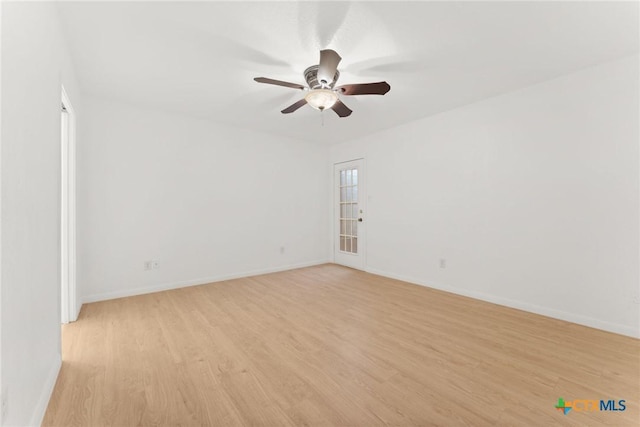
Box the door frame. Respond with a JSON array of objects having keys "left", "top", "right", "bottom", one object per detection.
[
  {"left": 61, "top": 85, "right": 78, "bottom": 323},
  {"left": 333, "top": 158, "right": 366, "bottom": 270}
]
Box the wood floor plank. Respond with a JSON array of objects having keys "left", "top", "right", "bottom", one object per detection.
[{"left": 43, "top": 264, "right": 640, "bottom": 426}]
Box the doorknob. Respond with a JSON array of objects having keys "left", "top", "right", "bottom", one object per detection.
[{"left": 358, "top": 218, "right": 363, "bottom": 222}]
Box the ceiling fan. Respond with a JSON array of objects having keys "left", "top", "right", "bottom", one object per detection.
[{"left": 254, "top": 49, "right": 390, "bottom": 117}]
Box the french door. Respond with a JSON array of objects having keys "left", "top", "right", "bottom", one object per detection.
[{"left": 334, "top": 159, "right": 365, "bottom": 270}]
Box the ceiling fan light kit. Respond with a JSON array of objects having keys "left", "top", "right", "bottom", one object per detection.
[
  {"left": 254, "top": 49, "right": 390, "bottom": 118},
  {"left": 305, "top": 89, "right": 338, "bottom": 111}
]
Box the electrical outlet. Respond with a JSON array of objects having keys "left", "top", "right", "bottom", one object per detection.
[
  {"left": 439, "top": 258, "right": 446, "bottom": 269},
  {"left": 152, "top": 260, "right": 159, "bottom": 269}
]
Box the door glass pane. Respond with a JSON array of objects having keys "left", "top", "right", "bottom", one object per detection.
[{"left": 338, "top": 166, "right": 359, "bottom": 254}]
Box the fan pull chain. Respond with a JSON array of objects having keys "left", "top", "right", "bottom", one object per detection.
[{"left": 321, "top": 110, "right": 324, "bottom": 127}]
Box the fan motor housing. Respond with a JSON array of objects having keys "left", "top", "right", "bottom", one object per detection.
[{"left": 304, "top": 65, "right": 340, "bottom": 89}]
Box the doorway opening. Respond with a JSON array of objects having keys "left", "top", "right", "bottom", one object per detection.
[{"left": 61, "top": 86, "right": 77, "bottom": 324}]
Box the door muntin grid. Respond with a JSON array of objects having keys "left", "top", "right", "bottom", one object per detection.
[{"left": 339, "top": 168, "right": 359, "bottom": 254}]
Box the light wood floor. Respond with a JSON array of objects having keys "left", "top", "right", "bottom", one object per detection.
[{"left": 44, "top": 264, "right": 639, "bottom": 426}]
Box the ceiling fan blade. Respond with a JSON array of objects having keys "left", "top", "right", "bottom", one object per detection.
[
  {"left": 331, "top": 99, "right": 352, "bottom": 117},
  {"left": 337, "top": 81, "right": 391, "bottom": 96},
  {"left": 317, "top": 49, "right": 342, "bottom": 86},
  {"left": 281, "top": 99, "right": 308, "bottom": 114},
  {"left": 254, "top": 77, "right": 305, "bottom": 90}
]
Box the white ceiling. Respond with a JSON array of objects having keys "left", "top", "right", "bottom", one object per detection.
[{"left": 56, "top": 1, "right": 639, "bottom": 144}]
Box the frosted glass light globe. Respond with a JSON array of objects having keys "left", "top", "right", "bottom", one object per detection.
[{"left": 305, "top": 89, "right": 338, "bottom": 111}]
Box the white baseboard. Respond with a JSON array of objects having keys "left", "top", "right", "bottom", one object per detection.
[
  {"left": 79, "top": 261, "right": 638, "bottom": 338},
  {"left": 75, "top": 300, "right": 82, "bottom": 321},
  {"left": 29, "top": 356, "right": 61, "bottom": 427},
  {"left": 365, "top": 267, "right": 639, "bottom": 339},
  {"left": 80, "top": 260, "right": 330, "bottom": 305}
]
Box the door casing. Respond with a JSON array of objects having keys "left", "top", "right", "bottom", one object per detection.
[{"left": 333, "top": 158, "right": 366, "bottom": 270}]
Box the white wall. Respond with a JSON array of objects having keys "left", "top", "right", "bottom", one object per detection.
[
  {"left": 331, "top": 55, "right": 640, "bottom": 338},
  {"left": 78, "top": 97, "right": 329, "bottom": 302},
  {"left": 1, "top": 2, "right": 82, "bottom": 426},
  {"left": 0, "top": 0, "right": 3, "bottom": 423}
]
